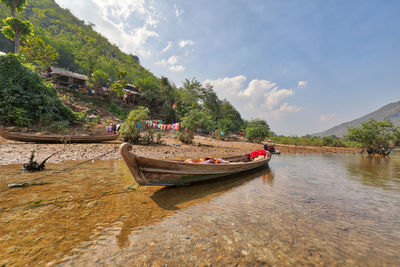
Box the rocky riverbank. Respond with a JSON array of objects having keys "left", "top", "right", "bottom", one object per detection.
[{"left": 0, "top": 133, "right": 360, "bottom": 166}]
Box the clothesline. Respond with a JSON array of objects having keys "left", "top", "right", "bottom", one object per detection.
[{"left": 145, "top": 120, "right": 180, "bottom": 131}]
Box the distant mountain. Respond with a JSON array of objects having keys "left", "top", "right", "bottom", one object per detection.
[{"left": 313, "top": 101, "right": 400, "bottom": 137}]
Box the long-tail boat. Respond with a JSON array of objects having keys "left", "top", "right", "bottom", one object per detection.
[
  {"left": 0, "top": 128, "right": 119, "bottom": 143},
  {"left": 120, "top": 143, "right": 272, "bottom": 186}
]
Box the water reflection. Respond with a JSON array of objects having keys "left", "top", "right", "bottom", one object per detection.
[
  {"left": 151, "top": 166, "right": 273, "bottom": 210},
  {"left": 0, "top": 160, "right": 273, "bottom": 264},
  {"left": 1, "top": 154, "right": 399, "bottom": 266},
  {"left": 345, "top": 155, "right": 400, "bottom": 191}
]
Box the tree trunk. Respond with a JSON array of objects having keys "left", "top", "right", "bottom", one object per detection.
[
  {"left": 14, "top": 32, "right": 20, "bottom": 54},
  {"left": 11, "top": 1, "right": 16, "bottom": 17}
]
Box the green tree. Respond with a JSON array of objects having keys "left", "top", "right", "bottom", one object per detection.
[
  {"left": 0, "top": 0, "right": 31, "bottom": 54},
  {"left": 111, "top": 69, "right": 127, "bottom": 97},
  {"left": 1, "top": 17, "right": 33, "bottom": 54},
  {"left": 159, "top": 76, "right": 177, "bottom": 122},
  {"left": 178, "top": 108, "right": 215, "bottom": 143},
  {"left": 345, "top": 119, "right": 400, "bottom": 156},
  {"left": 20, "top": 35, "right": 58, "bottom": 70},
  {"left": 137, "top": 75, "right": 160, "bottom": 106},
  {"left": 93, "top": 69, "right": 109, "bottom": 87},
  {"left": 219, "top": 100, "right": 244, "bottom": 133},
  {"left": 1, "top": 0, "right": 27, "bottom": 17},
  {"left": 200, "top": 83, "right": 221, "bottom": 120},
  {"left": 181, "top": 108, "right": 215, "bottom": 132},
  {"left": 77, "top": 38, "right": 100, "bottom": 81},
  {"left": 182, "top": 78, "right": 202, "bottom": 104},
  {"left": 174, "top": 78, "right": 203, "bottom": 118},
  {"left": 245, "top": 119, "right": 270, "bottom": 143}
]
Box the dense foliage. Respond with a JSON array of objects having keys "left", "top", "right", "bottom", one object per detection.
[
  {"left": 0, "top": 54, "right": 75, "bottom": 126},
  {"left": 178, "top": 108, "right": 214, "bottom": 143},
  {"left": 345, "top": 119, "right": 400, "bottom": 156},
  {"left": 20, "top": 35, "right": 57, "bottom": 70},
  {"left": 245, "top": 119, "right": 270, "bottom": 143}
]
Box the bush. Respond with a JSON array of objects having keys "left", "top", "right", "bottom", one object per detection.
[
  {"left": 120, "top": 106, "right": 161, "bottom": 144},
  {"left": 0, "top": 54, "right": 75, "bottom": 127},
  {"left": 345, "top": 119, "right": 400, "bottom": 156},
  {"left": 178, "top": 108, "right": 214, "bottom": 143},
  {"left": 245, "top": 119, "right": 270, "bottom": 143},
  {"left": 120, "top": 106, "right": 148, "bottom": 143}
]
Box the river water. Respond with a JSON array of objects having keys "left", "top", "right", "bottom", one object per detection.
[{"left": 0, "top": 153, "right": 399, "bottom": 266}]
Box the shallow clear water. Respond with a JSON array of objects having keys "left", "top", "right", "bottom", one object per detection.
[{"left": 0, "top": 153, "right": 399, "bottom": 266}]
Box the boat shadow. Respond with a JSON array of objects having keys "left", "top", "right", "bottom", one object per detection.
[{"left": 150, "top": 166, "right": 274, "bottom": 210}]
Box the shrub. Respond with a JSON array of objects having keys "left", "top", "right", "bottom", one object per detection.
[
  {"left": 345, "top": 119, "right": 400, "bottom": 156},
  {"left": 120, "top": 106, "right": 149, "bottom": 143},
  {"left": 178, "top": 108, "right": 214, "bottom": 143},
  {"left": 245, "top": 119, "right": 270, "bottom": 143},
  {"left": 0, "top": 54, "right": 75, "bottom": 127},
  {"left": 120, "top": 106, "right": 162, "bottom": 144}
]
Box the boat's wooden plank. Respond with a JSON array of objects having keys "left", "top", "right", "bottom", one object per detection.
[{"left": 140, "top": 167, "right": 241, "bottom": 175}]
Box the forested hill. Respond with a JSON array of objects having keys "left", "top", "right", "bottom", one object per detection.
[
  {"left": 0, "top": 0, "right": 248, "bottom": 135},
  {"left": 0, "top": 0, "right": 157, "bottom": 84},
  {"left": 313, "top": 100, "right": 400, "bottom": 137}
]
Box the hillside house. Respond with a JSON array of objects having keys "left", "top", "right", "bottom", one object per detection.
[
  {"left": 42, "top": 67, "right": 88, "bottom": 89},
  {"left": 122, "top": 84, "right": 141, "bottom": 104}
]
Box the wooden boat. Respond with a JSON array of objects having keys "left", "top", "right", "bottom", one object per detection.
[
  {"left": 0, "top": 128, "right": 119, "bottom": 143},
  {"left": 120, "top": 143, "right": 272, "bottom": 186}
]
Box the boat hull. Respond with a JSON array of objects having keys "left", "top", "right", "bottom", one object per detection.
[
  {"left": 120, "top": 143, "right": 271, "bottom": 186},
  {"left": 0, "top": 128, "right": 119, "bottom": 143}
]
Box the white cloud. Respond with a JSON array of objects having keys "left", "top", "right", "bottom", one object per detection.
[
  {"left": 265, "top": 88, "right": 295, "bottom": 109},
  {"left": 178, "top": 40, "right": 195, "bottom": 47},
  {"left": 156, "top": 56, "right": 181, "bottom": 68},
  {"left": 162, "top": 41, "right": 172, "bottom": 53},
  {"left": 169, "top": 65, "right": 185, "bottom": 72},
  {"left": 173, "top": 4, "right": 183, "bottom": 17},
  {"left": 167, "top": 55, "right": 179, "bottom": 65},
  {"left": 320, "top": 113, "right": 336, "bottom": 121},
  {"left": 55, "top": 0, "right": 159, "bottom": 57},
  {"left": 203, "top": 75, "right": 302, "bottom": 120},
  {"left": 155, "top": 59, "right": 167, "bottom": 67},
  {"left": 298, "top": 80, "right": 308, "bottom": 88},
  {"left": 203, "top": 75, "right": 246, "bottom": 100}
]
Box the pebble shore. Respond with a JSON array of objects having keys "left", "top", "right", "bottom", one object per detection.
[{"left": 0, "top": 133, "right": 359, "bottom": 166}]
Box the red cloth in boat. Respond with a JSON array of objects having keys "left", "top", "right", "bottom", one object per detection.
[{"left": 249, "top": 149, "right": 267, "bottom": 160}]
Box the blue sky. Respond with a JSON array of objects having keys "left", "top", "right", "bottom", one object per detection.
[{"left": 55, "top": 0, "right": 400, "bottom": 135}]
